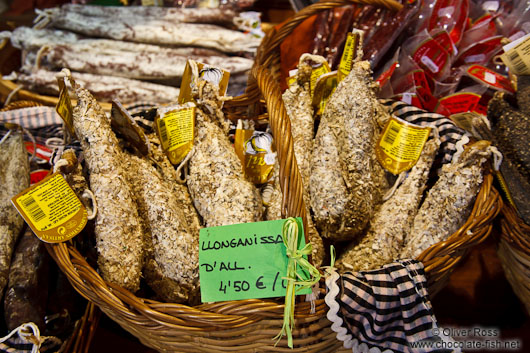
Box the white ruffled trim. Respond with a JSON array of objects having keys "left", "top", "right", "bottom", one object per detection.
[
  {"left": 452, "top": 135, "right": 470, "bottom": 163},
  {"left": 324, "top": 269, "right": 393, "bottom": 353},
  {"left": 325, "top": 269, "right": 354, "bottom": 349}
]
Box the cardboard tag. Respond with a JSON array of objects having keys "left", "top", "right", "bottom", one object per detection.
[
  {"left": 11, "top": 173, "right": 87, "bottom": 243},
  {"left": 24, "top": 141, "right": 53, "bottom": 164},
  {"left": 234, "top": 126, "right": 275, "bottom": 184},
  {"left": 412, "top": 38, "right": 451, "bottom": 79},
  {"left": 110, "top": 100, "right": 150, "bottom": 156},
  {"left": 156, "top": 105, "right": 195, "bottom": 165},
  {"left": 312, "top": 71, "right": 339, "bottom": 115},
  {"left": 500, "top": 33, "right": 530, "bottom": 75},
  {"left": 55, "top": 85, "right": 75, "bottom": 137},
  {"left": 449, "top": 111, "right": 481, "bottom": 132},
  {"left": 466, "top": 65, "right": 515, "bottom": 93},
  {"left": 178, "top": 60, "right": 230, "bottom": 104},
  {"left": 439, "top": 92, "right": 481, "bottom": 115},
  {"left": 376, "top": 117, "right": 431, "bottom": 175},
  {"left": 199, "top": 218, "right": 311, "bottom": 303},
  {"left": 338, "top": 31, "right": 360, "bottom": 82},
  {"left": 454, "top": 36, "right": 503, "bottom": 66}
]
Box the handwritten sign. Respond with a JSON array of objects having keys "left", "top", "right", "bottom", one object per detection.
[{"left": 199, "top": 218, "right": 311, "bottom": 303}]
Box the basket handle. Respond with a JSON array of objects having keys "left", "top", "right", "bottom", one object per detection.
[
  {"left": 249, "top": 66, "right": 309, "bottom": 245},
  {"left": 256, "top": 0, "right": 402, "bottom": 66},
  {"left": 227, "top": 0, "right": 403, "bottom": 110}
]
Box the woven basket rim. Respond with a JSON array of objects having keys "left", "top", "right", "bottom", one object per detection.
[{"left": 500, "top": 203, "right": 530, "bottom": 257}]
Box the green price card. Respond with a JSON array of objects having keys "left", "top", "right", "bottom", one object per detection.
[{"left": 199, "top": 218, "right": 311, "bottom": 303}]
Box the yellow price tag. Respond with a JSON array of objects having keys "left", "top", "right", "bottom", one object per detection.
[
  {"left": 55, "top": 86, "right": 75, "bottom": 136},
  {"left": 178, "top": 60, "right": 230, "bottom": 104},
  {"left": 11, "top": 173, "right": 87, "bottom": 243},
  {"left": 500, "top": 33, "right": 530, "bottom": 75},
  {"left": 338, "top": 32, "right": 360, "bottom": 82},
  {"left": 156, "top": 106, "right": 195, "bottom": 165},
  {"left": 312, "top": 71, "right": 338, "bottom": 116},
  {"left": 310, "top": 63, "right": 331, "bottom": 98},
  {"left": 376, "top": 117, "right": 431, "bottom": 175},
  {"left": 286, "top": 75, "right": 297, "bottom": 88},
  {"left": 234, "top": 128, "right": 275, "bottom": 184}
]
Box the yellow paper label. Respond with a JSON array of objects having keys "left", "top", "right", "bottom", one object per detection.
[
  {"left": 178, "top": 60, "right": 231, "bottom": 104},
  {"left": 312, "top": 71, "right": 338, "bottom": 115},
  {"left": 338, "top": 32, "right": 359, "bottom": 82},
  {"left": 310, "top": 63, "right": 331, "bottom": 98},
  {"left": 376, "top": 117, "right": 431, "bottom": 175},
  {"left": 286, "top": 75, "right": 297, "bottom": 87},
  {"left": 500, "top": 33, "right": 530, "bottom": 75},
  {"left": 234, "top": 128, "right": 275, "bottom": 184},
  {"left": 156, "top": 106, "right": 195, "bottom": 165},
  {"left": 11, "top": 173, "right": 87, "bottom": 243},
  {"left": 141, "top": 0, "right": 163, "bottom": 5},
  {"left": 55, "top": 86, "right": 75, "bottom": 136}
]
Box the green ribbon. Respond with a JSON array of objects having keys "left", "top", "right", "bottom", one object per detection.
[{"left": 274, "top": 218, "right": 321, "bottom": 348}]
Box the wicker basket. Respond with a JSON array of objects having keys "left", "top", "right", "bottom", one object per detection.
[
  {"left": 498, "top": 203, "right": 530, "bottom": 315},
  {"left": 44, "top": 0, "right": 502, "bottom": 352},
  {"left": 59, "top": 303, "right": 100, "bottom": 353},
  {"left": 0, "top": 99, "right": 99, "bottom": 353}
]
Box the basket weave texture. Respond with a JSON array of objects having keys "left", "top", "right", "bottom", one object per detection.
[
  {"left": 45, "top": 0, "right": 502, "bottom": 352},
  {"left": 498, "top": 204, "right": 530, "bottom": 315}
]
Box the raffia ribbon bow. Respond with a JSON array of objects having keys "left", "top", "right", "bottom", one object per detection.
[{"left": 274, "top": 217, "right": 321, "bottom": 348}]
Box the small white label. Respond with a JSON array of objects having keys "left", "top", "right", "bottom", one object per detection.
[
  {"left": 482, "top": 1, "right": 499, "bottom": 12},
  {"left": 509, "top": 31, "right": 526, "bottom": 43},
  {"left": 484, "top": 72, "right": 497, "bottom": 84},
  {"left": 421, "top": 56, "right": 440, "bottom": 73},
  {"left": 464, "top": 54, "right": 486, "bottom": 63},
  {"left": 503, "top": 32, "right": 530, "bottom": 52},
  {"left": 264, "top": 152, "right": 276, "bottom": 166},
  {"left": 289, "top": 69, "right": 298, "bottom": 77},
  {"left": 522, "top": 22, "right": 530, "bottom": 34},
  {"left": 402, "top": 93, "right": 413, "bottom": 105},
  {"left": 438, "top": 6, "right": 455, "bottom": 18}
]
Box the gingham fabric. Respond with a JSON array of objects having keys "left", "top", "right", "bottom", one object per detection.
[
  {"left": 125, "top": 101, "right": 158, "bottom": 116},
  {"left": 0, "top": 102, "right": 155, "bottom": 150},
  {"left": 380, "top": 99, "right": 471, "bottom": 164},
  {"left": 0, "top": 106, "right": 62, "bottom": 129},
  {"left": 325, "top": 260, "right": 443, "bottom": 353}
]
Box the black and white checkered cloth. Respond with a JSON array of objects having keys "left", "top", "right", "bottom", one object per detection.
[
  {"left": 0, "top": 106, "right": 62, "bottom": 129},
  {"left": 0, "top": 103, "right": 155, "bottom": 150},
  {"left": 325, "top": 260, "right": 447, "bottom": 353},
  {"left": 380, "top": 99, "right": 471, "bottom": 164}
]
